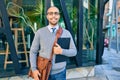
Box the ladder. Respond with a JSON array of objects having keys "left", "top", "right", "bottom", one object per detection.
[{"left": 4, "top": 28, "right": 29, "bottom": 69}]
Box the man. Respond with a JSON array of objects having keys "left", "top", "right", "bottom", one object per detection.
[{"left": 30, "top": 6, "right": 77, "bottom": 80}]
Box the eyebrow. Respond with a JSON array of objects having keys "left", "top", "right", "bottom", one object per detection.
[{"left": 47, "top": 11, "right": 60, "bottom": 13}]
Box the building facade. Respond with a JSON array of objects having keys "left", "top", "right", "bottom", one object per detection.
[{"left": 0, "top": 0, "right": 105, "bottom": 77}]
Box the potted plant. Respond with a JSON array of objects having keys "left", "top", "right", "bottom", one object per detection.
[{"left": 82, "top": 2, "right": 98, "bottom": 61}]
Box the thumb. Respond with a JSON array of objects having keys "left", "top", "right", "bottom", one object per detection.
[
  {"left": 38, "top": 72, "right": 41, "bottom": 76},
  {"left": 36, "top": 70, "right": 41, "bottom": 77},
  {"left": 55, "top": 43, "right": 60, "bottom": 47}
]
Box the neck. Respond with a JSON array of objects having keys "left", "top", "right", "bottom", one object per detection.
[{"left": 49, "top": 23, "right": 58, "bottom": 27}]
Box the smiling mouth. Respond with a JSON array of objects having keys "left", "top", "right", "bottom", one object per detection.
[{"left": 50, "top": 18, "right": 58, "bottom": 20}]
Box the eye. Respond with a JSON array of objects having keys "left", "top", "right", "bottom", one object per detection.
[
  {"left": 54, "top": 12, "right": 59, "bottom": 15},
  {"left": 47, "top": 12, "right": 60, "bottom": 15}
]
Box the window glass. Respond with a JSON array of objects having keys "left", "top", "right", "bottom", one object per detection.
[{"left": 82, "top": 0, "right": 98, "bottom": 66}]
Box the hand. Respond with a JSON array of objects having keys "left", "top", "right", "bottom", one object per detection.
[
  {"left": 33, "top": 70, "right": 41, "bottom": 80},
  {"left": 53, "top": 43, "right": 63, "bottom": 54}
]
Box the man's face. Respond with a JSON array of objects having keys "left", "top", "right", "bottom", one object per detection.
[{"left": 46, "top": 7, "right": 60, "bottom": 27}]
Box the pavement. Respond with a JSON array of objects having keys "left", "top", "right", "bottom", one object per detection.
[
  {"left": 0, "top": 48, "right": 120, "bottom": 80},
  {"left": 70, "top": 48, "right": 120, "bottom": 80}
]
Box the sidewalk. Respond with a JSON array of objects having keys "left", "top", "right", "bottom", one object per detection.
[
  {"left": 70, "top": 48, "right": 120, "bottom": 80},
  {"left": 1, "top": 48, "right": 120, "bottom": 80}
]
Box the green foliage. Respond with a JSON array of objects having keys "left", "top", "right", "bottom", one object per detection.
[
  {"left": 6, "top": 2, "right": 36, "bottom": 33},
  {"left": 6, "top": 1, "right": 45, "bottom": 33},
  {"left": 72, "top": 7, "right": 77, "bottom": 34},
  {"left": 32, "top": 0, "right": 44, "bottom": 28},
  {"left": 83, "top": 2, "right": 98, "bottom": 50}
]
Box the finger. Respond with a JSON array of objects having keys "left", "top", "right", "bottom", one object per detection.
[
  {"left": 38, "top": 72, "right": 41, "bottom": 77},
  {"left": 55, "top": 43, "right": 60, "bottom": 47},
  {"left": 34, "top": 76, "right": 39, "bottom": 80},
  {"left": 54, "top": 43, "right": 58, "bottom": 47}
]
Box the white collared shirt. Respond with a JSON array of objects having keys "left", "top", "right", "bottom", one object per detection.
[{"left": 47, "top": 24, "right": 59, "bottom": 33}]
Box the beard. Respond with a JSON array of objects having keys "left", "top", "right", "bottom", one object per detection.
[
  {"left": 49, "top": 18, "right": 59, "bottom": 26},
  {"left": 49, "top": 21, "right": 58, "bottom": 26}
]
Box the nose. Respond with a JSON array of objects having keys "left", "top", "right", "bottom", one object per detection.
[{"left": 52, "top": 13, "right": 57, "bottom": 16}]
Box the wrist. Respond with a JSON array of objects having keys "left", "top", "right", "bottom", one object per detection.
[{"left": 31, "top": 67, "right": 37, "bottom": 72}]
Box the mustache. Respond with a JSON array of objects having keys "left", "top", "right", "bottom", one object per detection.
[{"left": 50, "top": 18, "right": 58, "bottom": 20}]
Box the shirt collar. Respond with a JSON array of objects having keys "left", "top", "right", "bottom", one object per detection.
[{"left": 47, "top": 24, "right": 59, "bottom": 33}]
